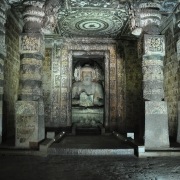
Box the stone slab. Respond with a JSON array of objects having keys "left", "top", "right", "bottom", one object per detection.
[
  {"left": 39, "top": 138, "right": 54, "bottom": 152},
  {"left": 46, "top": 132, "right": 55, "bottom": 139},
  {"left": 127, "top": 133, "right": 134, "bottom": 139},
  {"left": 145, "top": 101, "right": 169, "bottom": 149}
]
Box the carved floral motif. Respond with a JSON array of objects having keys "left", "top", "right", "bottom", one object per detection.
[{"left": 144, "top": 35, "right": 165, "bottom": 55}]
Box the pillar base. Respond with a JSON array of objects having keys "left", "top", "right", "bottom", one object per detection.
[
  {"left": 145, "top": 101, "right": 169, "bottom": 149},
  {"left": 15, "top": 101, "right": 44, "bottom": 148}
]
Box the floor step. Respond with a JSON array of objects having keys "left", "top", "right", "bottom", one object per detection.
[
  {"left": 76, "top": 127, "right": 101, "bottom": 135},
  {"left": 48, "top": 134, "right": 134, "bottom": 155}
]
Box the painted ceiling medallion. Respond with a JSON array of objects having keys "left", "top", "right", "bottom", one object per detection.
[{"left": 60, "top": 11, "right": 123, "bottom": 37}]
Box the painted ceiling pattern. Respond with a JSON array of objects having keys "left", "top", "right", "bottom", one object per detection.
[
  {"left": 58, "top": 0, "right": 129, "bottom": 38},
  {"left": 6, "top": 0, "right": 180, "bottom": 38}
]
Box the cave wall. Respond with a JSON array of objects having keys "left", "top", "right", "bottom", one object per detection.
[
  {"left": 123, "top": 40, "right": 144, "bottom": 134},
  {"left": 164, "top": 28, "right": 179, "bottom": 138},
  {"left": 3, "top": 10, "right": 22, "bottom": 138},
  {"left": 43, "top": 48, "right": 52, "bottom": 127}
]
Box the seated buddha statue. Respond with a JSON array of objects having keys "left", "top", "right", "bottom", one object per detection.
[{"left": 72, "top": 64, "right": 103, "bottom": 107}]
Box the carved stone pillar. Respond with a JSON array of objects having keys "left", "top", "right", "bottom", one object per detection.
[
  {"left": 0, "top": 1, "right": 9, "bottom": 143},
  {"left": 138, "top": 2, "right": 170, "bottom": 149},
  {"left": 15, "top": 1, "right": 45, "bottom": 148},
  {"left": 143, "top": 35, "right": 169, "bottom": 149}
]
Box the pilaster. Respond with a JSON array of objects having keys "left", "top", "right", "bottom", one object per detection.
[{"left": 0, "top": 0, "right": 9, "bottom": 144}]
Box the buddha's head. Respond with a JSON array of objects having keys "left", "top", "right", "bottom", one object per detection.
[{"left": 81, "top": 64, "right": 94, "bottom": 82}]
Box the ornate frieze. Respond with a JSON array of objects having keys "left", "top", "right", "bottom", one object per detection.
[
  {"left": 21, "top": 58, "right": 42, "bottom": 66},
  {"left": 70, "top": 0, "right": 128, "bottom": 9}
]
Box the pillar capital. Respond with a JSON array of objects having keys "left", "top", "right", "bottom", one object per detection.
[
  {"left": 22, "top": 0, "right": 45, "bottom": 33},
  {"left": 130, "top": 1, "right": 162, "bottom": 36},
  {"left": 41, "top": 0, "right": 62, "bottom": 34}
]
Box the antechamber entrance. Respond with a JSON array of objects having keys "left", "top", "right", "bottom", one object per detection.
[
  {"left": 71, "top": 56, "right": 105, "bottom": 127},
  {"left": 44, "top": 39, "right": 124, "bottom": 132}
]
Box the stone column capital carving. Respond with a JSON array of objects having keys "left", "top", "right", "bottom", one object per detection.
[
  {"left": 41, "top": 0, "right": 62, "bottom": 34},
  {"left": 0, "top": 0, "right": 10, "bottom": 11},
  {"left": 22, "top": 0, "right": 45, "bottom": 33},
  {"left": 23, "top": 0, "right": 45, "bottom": 8},
  {"left": 129, "top": 2, "right": 162, "bottom": 36}
]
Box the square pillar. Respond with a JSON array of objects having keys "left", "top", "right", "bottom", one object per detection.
[{"left": 143, "top": 35, "right": 170, "bottom": 149}]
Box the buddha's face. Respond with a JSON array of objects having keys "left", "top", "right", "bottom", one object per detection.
[{"left": 82, "top": 71, "right": 92, "bottom": 82}]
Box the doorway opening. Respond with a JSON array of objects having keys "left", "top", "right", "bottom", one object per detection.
[{"left": 71, "top": 55, "right": 105, "bottom": 130}]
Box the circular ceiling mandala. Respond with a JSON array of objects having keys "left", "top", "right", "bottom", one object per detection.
[{"left": 60, "top": 11, "right": 123, "bottom": 37}]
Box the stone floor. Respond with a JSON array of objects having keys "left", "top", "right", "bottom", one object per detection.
[{"left": 0, "top": 155, "right": 180, "bottom": 180}]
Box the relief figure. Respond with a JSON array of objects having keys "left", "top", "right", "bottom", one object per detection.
[{"left": 72, "top": 64, "right": 103, "bottom": 107}]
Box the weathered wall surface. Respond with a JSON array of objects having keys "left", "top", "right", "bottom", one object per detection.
[
  {"left": 4, "top": 11, "right": 21, "bottom": 137},
  {"left": 43, "top": 48, "right": 52, "bottom": 127},
  {"left": 164, "top": 28, "right": 179, "bottom": 137},
  {"left": 124, "top": 41, "right": 144, "bottom": 133}
]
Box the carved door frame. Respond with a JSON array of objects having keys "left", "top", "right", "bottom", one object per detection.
[
  {"left": 58, "top": 39, "right": 118, "bottom": 130},
  {"left": 68, "top": 50, "right": 110, "bottom": 128}
]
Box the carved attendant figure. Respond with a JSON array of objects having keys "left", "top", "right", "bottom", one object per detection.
[{"left": 72, "top": 64, "right": 103, "bottom": 107}]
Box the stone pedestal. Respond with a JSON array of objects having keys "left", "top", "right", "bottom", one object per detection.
[
  {"left": 145, "top": 101, "right": 169, "bottom": 149},
  {"left": 72, "top": 107, "right": 103, "bottom": 127},
  {"left": 15, "top": 101, "right": 44, "bottom": 148}
]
